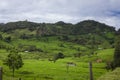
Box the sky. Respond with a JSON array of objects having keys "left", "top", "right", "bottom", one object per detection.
[{"left": 0, "top": 0, "right": 120, "bottom": 29}]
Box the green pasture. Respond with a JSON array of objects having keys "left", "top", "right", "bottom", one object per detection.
[
  {"left": 0, "top": 58, "right": 107, "bottom": 80},
  {"left": 98, "top": 68, "right": 120, "bottom": 80}
]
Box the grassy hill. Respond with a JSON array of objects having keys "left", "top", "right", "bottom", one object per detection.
[
  {"left": 97, "top": 49, "right": 114, "bottom": 62},
  {"left": 0, "top": 46, "right": 114, "bottom": 80},
  {"left": 98, "top": 68, "right": 120, "bottom": 80},
  {"left": 0, "top": 20, "right": 116, "bottom": 54}
]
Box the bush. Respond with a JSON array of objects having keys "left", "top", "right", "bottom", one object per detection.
[
  {"left": 73, "top": 53, "right": 81, "bottom": 58},
  {"left": 53, "top": 52, "right": 65, "bottom": 63}
]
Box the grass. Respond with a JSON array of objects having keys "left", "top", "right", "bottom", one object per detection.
[
  {"left": 96, "top": 49, "right": 114, "bottom": 62},
  {"left": 0, "top": 35, "right": 115, "bottom": 80},
  {"left": 0, "top": 48, "right": 114, "bottom": 80},
  {"left": 0, "top": 58, "right": 107, "bottom": 80},
  {"left": 72, "top": 49, "right": 114, "bottom": 63},
  {"left": 10, "top": 38, "right": 88, "bottom": 57},
  {"left": 98, "top": 68, "right": 120, "bottom": 80}
]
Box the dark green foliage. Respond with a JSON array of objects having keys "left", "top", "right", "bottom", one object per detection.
[
  {"left": 105, "top": 61, "right": 115, "bottom": 71},
  {"left": 73, "top": 20, "right": 115, "bottom": 35},
  {"left": 3, "top": 50, "right": 24, "bottom": 77},
  {"left": 113, "top": 36, "right": 120, "bottom": 68},
  {"left": 20, "top": 34, "right": 29, "bottom": 39},
  {"left": 74, "top": 53, "right": 81, "bottom": 58},
  {"left": 19, "top": 71, "right": 34, "bottom": 74},
  {"left": 18, "top": 44, "right": 43, "bottom": 52},
  {"left": 116, "top": 29, "right": 120, "bottom": 35},
  {"left": 0, "top": 20, "right": 116, "bottom": 37},
  {"left": 0, "top": 34, "right": 3, "bottom": 40},
  {"left": 0, "top": 21, "right": 38, "bottom": 32},
  {"left": 72, "top": 38, "right": 87, "bottom": 45},
  {"left": 4, "top": 36, "right": 11, "bottom": 43},
  {"left": 55, "top": 21, "right": 66, "bottom": 25},
  {"left": 59, "top": 35, "right": 69, "bottom": 41},
  {"left": 56, "top": 52, "right": 65, "bottom": 58},
  {"left": 20, "top": 34, "right": 33, "bottom": 39},
  {"left": 53, "top": 52, "right": 65, "bottom": 63},
  {"left": 26, "top": 45, "right": 43, "bottom": 52}
]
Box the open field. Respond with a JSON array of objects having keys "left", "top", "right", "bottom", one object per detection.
[
  {"left": 0, "top": 47, "right": 114, "bottom": 80},
  {"left": 0, "top": 58, "right": 107, "bottom": 80},
  {"left": 0, "top": 37, "right": 115, "bottom": 80}
]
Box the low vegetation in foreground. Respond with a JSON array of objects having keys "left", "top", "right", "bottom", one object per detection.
[
  {"left": 0, "top": 48, "right": 114, "bottom": 80},
  {"left": 98, "top": 68, "right": 120, "bottom": 80},
  {"left": 0, "top": 58, "right": 106, "bottom": 80}
]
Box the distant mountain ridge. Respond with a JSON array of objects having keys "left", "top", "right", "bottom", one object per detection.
[{"left": 0, "top": 20, "right": 117, "bottom": 36}]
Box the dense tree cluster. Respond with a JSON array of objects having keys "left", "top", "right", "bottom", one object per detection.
[
  {"left": 113, "top": 36, "right": 120, "bottom": 68},
  {"left": 0, "top": 20, "right": 116, "bottom": 37}
]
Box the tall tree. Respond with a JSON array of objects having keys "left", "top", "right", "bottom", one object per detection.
[
  {"left": 3, "top": 50, "right": 24, "bottom": 77},
  {"left": 113, "top": 36, "right": 120, "bottom": 68}
]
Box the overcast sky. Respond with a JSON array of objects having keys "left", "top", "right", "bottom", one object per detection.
[{"left": 0, "top": 0, "right": 120, "bottom": 29}]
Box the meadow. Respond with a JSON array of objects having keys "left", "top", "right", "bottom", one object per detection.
[
  {"left": 0, "top": 30, "right": 116, "bottom": 80},
  {"left": 0, "top": 58, "right": 107, "bottom": 80},
  {"left": 0, "top": 36, "right": 115, "bottom": 80},
  {"left": 0, "top": 48, "right": 114, "bottom": 80}
]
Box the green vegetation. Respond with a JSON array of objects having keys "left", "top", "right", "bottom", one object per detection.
[
  {"left": 98, "top": 68, "right": 120, "bottom": 80},
  {"left": 97, "top": 49, "right": 114, "bottom": 62},
  {"left": 3, "top": 51, "right": 23, "bottom": 77},
  {"left": 0, "top": 47, "right": 114, "bottom": 80},
  {"left": 0, "top": 59, "right": 107, "bottom": 80},
  {"left": 0, "top": 20, "right": 119, "bottom": 80},
  {"left": 113, "top": 36, "right": 120, "bottom": 68}
]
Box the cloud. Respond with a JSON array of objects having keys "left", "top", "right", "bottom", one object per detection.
[{"left": 0, "top": 0, "right": 120, "bottom": 29}]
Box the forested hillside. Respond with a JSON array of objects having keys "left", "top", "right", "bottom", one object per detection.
[
  {"left": 0, "top": 20, "right": 116, "bottom": 35},
  {"left": 0, "top": 20, "right": 118, "bottom": 57}
]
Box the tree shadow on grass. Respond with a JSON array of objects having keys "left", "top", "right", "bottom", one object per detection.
[{"left": 19, "top": 71, "right": 34, "bottom": 75}]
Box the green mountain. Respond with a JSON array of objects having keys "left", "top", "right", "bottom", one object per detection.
[
  {"left": 0, "top": 20, "right": 119, "bottom": 80},
  {"left": 0, "top": 20, "right": 118, "bottom": 57},
  {"left": 0, "top": 20, "right": 116, "bottom": 35}
]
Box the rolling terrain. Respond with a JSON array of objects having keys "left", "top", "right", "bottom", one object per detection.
[{"left": 0, "top": 20, "right": 119, "bottom": 80}]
